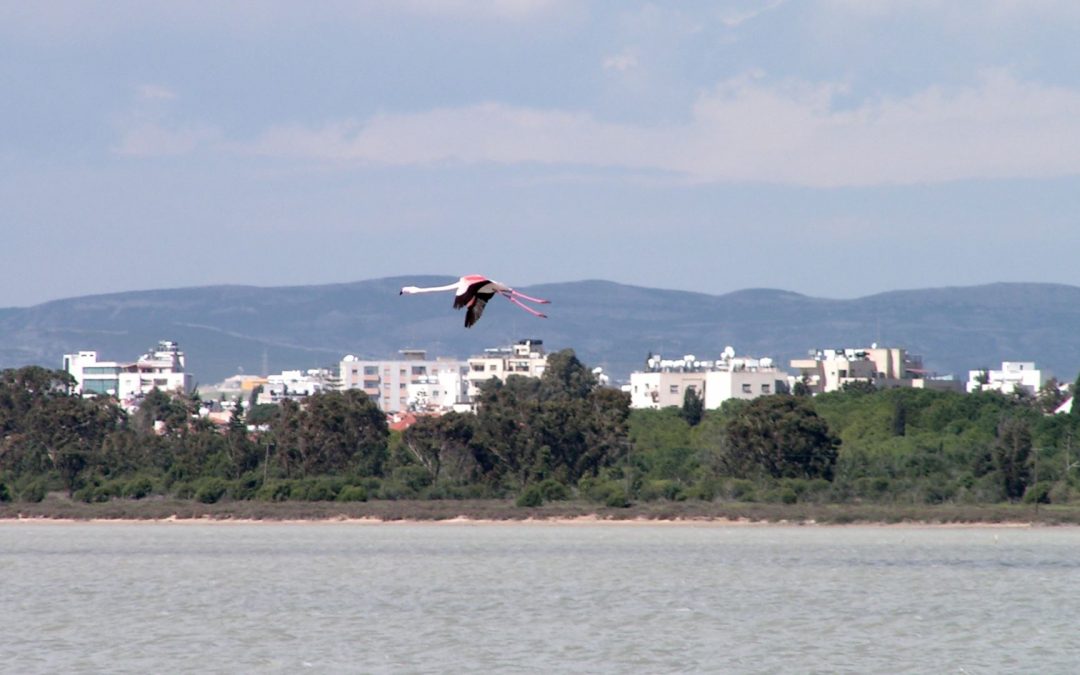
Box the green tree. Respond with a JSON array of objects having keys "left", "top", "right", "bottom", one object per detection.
[
  {"left": 401, "top": 412, "right": 481, "bottom": 484},
  {"left": 289, "top": 390, "right": 388, "bottom": 477},
  {"left": 1071, "top": 372, "right": 1080, "bottom": 418},
  {"left": 1035, "top": 379, "right": 1066, "bottom": 414},
  {"left": 722, "top": 395, "right": 840, "bottom": 480},
  {"left": 681, "top": 386, "right": 705, "bottom": 427},
  {"left": 994, "top": 416, "right": 1032, "bottom": 501},
  {"left": 539, "top": 349, "right": 596, "bottom": 401}
]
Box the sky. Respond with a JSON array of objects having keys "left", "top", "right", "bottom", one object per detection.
[{"left": 3, "top": 0, "right": 1080, "bottom": 307}]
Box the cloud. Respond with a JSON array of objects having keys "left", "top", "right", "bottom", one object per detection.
[
  {"left": 394, "top": 0, "right": 567, "bottom": 19},
  {"left": 0, "top": 0, "right": 569, "bottom": 42},
  {"left": 137, "top": 84, "right": 177, "bottom": 101},
  {"left": 602, "top": 51, "right": 639, "bottom": 72},
  {"left": 240, "top": 71, "right": 1080, "bottom": 187},
  {"left": 821, "top": 0, "right": 1080, "bottom": 23},
  {"left": 717, "top": 0, "right": 787, "bottom": 28},
  {"left": 113, "top": 122, "right": 220, "bottom": 157}
]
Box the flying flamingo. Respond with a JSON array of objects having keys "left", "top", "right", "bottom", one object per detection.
[{"left": 399, "top": 275, "right": 550, "bottom": 328}]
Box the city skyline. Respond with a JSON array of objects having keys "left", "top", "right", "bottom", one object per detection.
[{"left": 4, "top": 1, "right": 1080, "bottom": 307}]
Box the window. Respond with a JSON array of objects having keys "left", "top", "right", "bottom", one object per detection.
[
  {"left": 83, "top": 366, "right": 119, "bottom": 375},
  {"left": 669, "top": 385, "right": 679, "bottom": 394},
  {"left": 364, "top": 366, "right": 378, "bottom": 375},
  {"left": 363, "top": 379, "right": 379, "bottom": 389},
  {"left": 742, "top": 383, "right": 752, "bottom": 393},
  {"left": 761, "top": 384, "right": 771, "bottom": 394},
  {"left": 83, "top": 379, "right": 118, "bottom": 394},
  {"left": 412, "top": 366, "right": 426, "bottom": 376}
]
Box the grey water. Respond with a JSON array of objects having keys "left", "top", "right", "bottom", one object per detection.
[{"left": 2, "top": 522, "right": 1078, "bottom": 674}]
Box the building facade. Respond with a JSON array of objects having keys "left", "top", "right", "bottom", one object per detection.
[
  {"left": 465, "top": 339, "right": 549, "bottom": 402},
  {"left": 628, "top": 350, "right": 789, "bottom": 410},
  {"left": 339, "top": 350, "right": 467, "bottom": 412},
  {"left": 63, "top": 340, "right": 195, "bottom": 405},
  {"left": 790, "top": 345, "right": 961, "bottom": 394},
  {"left": 967, "top": 361, "right": 1046, "bottom": 396}
]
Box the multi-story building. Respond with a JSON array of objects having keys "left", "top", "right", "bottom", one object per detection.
[
  {"left": 465, "top": 339, "right": 549, "bottom": 401},
  {"left": 628, "top": 349, "right": 789, "bottom": 410},
  {"left": 63, "top": 340, "right": 195, "bottom": 405},
  {"left": 790, "top": 345, "right": 961, "bottom": 394},
  {"left": 259, "top": 368, "right": 339, "bottom": 404},
  {"left": 339, "top": 350, "right": 467, "bottom": 412},
  {"left": 406, "top": 370, "right": 469, "bottom": 412},
  {"left": 967, "top": 361, "right": 1046, "bottom": 396}
]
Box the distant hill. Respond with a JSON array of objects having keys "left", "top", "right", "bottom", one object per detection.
[{"left": 2, "top": 277, "right": 1080, "bottom": 386}]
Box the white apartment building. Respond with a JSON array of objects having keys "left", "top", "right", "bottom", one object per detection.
[
  {"left": 967, "top": 361, "right": 1046, "bottom": 396},
  {"left": 628, "top": 349, "right": 789, "bottom": 410},
  {"left": 790, "top": 345, "right": 962, "bottom": 394},
  {"left": 339, "top": 350, "right": 467, "bottom": 412},
  {"left": 258, "top": 368, "right": 339, "bottom": 404},
  {"left": 406, "top": 370, "right": 469, "bottom": 413},
  {"left": 465, "top": 339, "right": 549, "bottom": 401},
  {"left": 63, "top": 340, "right": 195, "bottom": 404}
]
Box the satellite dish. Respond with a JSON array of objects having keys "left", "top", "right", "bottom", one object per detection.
[{"left": 723, "top": 346, "right": 736, "bottom": 359}]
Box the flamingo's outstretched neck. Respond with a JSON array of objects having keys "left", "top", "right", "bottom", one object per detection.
[{"left": 400, "top": 282, "right": 459, "bottom": 295}]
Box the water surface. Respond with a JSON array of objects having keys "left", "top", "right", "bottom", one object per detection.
[{"left": 2, "top": 522, "right": 1077, "bottom": 673}]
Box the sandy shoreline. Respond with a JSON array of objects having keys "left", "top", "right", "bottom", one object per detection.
[
  {"left": 0, "top": 514, "right": 1048, "bottom": 528},
  {"left": 3, "top": 497, "right": 1073, "bottom": 526}
]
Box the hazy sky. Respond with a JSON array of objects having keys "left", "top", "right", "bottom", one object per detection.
[{"left": 3, "top": 0, "right": 1080, "bottom": 307}]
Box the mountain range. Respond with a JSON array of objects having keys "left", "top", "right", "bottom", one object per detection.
[{"left": 2, "top": 277, "right": 1079, "bottom": 387}]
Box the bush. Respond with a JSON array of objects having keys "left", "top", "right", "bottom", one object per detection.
[
  {"left": 604, "top": 485, "right": 631, "bottom": 508},
  {"left": 172, "top": 482, "right": 196, "bottom": 500},
  {"left": 93, "top": 480, "right": 125, "bottom": 501},
  {"left": 516, "top": 485, "right": 544, "bottom": 508},
  {"left": 229, "top": 473, "right": 261, "bottom": 501},
  {"left": 288, "top": 478, "right": 343, "bottom": 501},
  {"left": 194, "top": 478, "right": 228, "bottom": 504},
  {"left": 75, "top": 485, "right": 108, "bottom": 503},
  {"left": 123, "top": 476, "right": 156, "bottom": 500},
  {"left": 0, "top": 483, "right": 10, "bottom": 503},
  {"left": 256, "top": 480, "right": 292, "bottom": 502},
  {"left": 19, "top": 479, "right": 47, "bottom": 503},
  {"left": 638, "top": 479, "right": 685, "bottom": 502},
  {"left": 728, "top": 479, "right": 757, "bottom": 502},
  {"left": 336, "top": 485, "right": 369, "bottom": 502},
  {"left": 392, "top": 466, "right": 433, "bottom": 494},
  {"left": 537, "top": 479, "right": 570, "bottom": 502},
  {"left": 1023, "top": 481, "right": 1052, "bottom": 505}
]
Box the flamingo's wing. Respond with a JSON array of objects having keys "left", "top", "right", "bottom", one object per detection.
[
  {"left": 453, "top": 278, "right": 492, "bottom": 309},
  {"left": 464, "top": 295, "right": 490, "bottom": 328}
]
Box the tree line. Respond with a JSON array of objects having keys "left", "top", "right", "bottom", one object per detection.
[{"left": 2, "top": 355, "right": 1078, "bottom": 507}]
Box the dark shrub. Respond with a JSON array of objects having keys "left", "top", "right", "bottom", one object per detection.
[
  {"left": 516, "top": 485, "right": 544, "bottom": 508},
  {"left": 256, "top": 480, "right": 291, "bottom": 502},
  {"left": 195, "top": 478, "right": 228, "bottom": 504},
  {"left": 123, "top": 476, "right": 155, "bottom": 500},
  {"left": 537, "top": 479, "right": 569, "bottom": 502},
  {"left": 604, "top": 485, "right": 631, "bottom": 508},
  {"left": 0, "top": 483, "right": 10, "bottom": 503},
  {"left": 20, "top": 479, "right": 47, "bottom": 503},
  {"left": 336, "top": 486, "right": 368, "bottom": 502},
  {"left": 1023, "top": 481, "right": 1052, "bottom": 505},
  {"left": 392, "top": 466, "right": 433, "bottom": 493}
]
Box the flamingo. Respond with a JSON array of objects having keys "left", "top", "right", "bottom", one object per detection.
[{"left": 399, "top": 275, "right": 550, "bottom": 328}]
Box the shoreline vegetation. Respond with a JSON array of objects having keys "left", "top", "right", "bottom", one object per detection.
[
  {"left": 6, "top": 358, "right": 1080, "bottom": 527},
  {"left": 3, "top": 494, "right": 1079, "bottom": 526}
]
